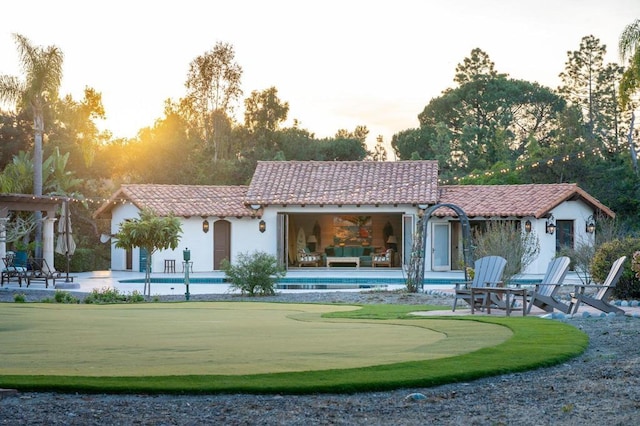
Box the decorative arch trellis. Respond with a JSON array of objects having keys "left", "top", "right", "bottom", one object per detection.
[{"left": 405, "top": 203, "right": 474, "bottom": 292}]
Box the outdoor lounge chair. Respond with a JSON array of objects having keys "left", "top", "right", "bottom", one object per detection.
[
  {"left": 298, "top": 249, "right": 322, "bottom": 267},
  {"left": 526, "top": 256, "right": 571, "bottom": 314},
  {"left": 568, "top": 256, "right": 626, "bottom": 315},
  {"left": 1, "top": 252, "right": 27, "bottom": 287},
  {"left": 26, "top": 257, "right": 63, "bottom": 288},
  {"left": 453, "top": 255, "right": 507, "bottom": 311},
  {"left": 372, "top": 249, "right": 393, "bottom": 267}
]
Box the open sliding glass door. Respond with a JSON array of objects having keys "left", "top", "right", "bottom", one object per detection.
[
  {"left": 402, "top": 215, "right": 414, "bottom": 268},
  {"left": 432, "top": 222, "right": 451, "bottom": 271},
  {"left": 277, "top": 213, "right": 287, "bottom": 268}
]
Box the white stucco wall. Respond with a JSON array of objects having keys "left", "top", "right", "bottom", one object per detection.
[
  {"left": 110, "top": 203, "right": 140, "bottom": 271},
  {"left": 107, "top": 199, "right": 599, "bottom": 276},
  {"left": 427, "top": 198, "right": 598, "bottom": 276},
  {"left": 108, "top": 203, "right": 267, "bottom": 272}
]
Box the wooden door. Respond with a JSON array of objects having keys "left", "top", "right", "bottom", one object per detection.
[{"left": 214, "top": 220, "right": 231, "bottom": 270}]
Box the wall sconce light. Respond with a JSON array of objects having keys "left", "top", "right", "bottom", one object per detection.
[
  {"left": 417, "top": 204, "right": 429, "bottom": 218},
  {"left": 545, "top": 214, "right": 556, "bottom": 235},
  {"left": 524, "top": 220, "right": 532, "bottom": 233},
  {"left": 202, "top": 219, "right": 209, "bottom": 233},
  {"left": 259, "top": 220, "right": 266, "bottom": 233},
  {"left": 586, "top": 215, "right": 596, "bottom": 234}
]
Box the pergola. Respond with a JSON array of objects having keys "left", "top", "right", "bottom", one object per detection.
[{"left": 0, "top": 194, "right": 61, "bottom": 272}]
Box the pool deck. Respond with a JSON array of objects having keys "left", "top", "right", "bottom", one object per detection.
[
  {"left": 0, "top": 267, "right": 595, "bottom": 296},
  {"left": 3, "top": 268, "right": 438, "bottom": 295}
]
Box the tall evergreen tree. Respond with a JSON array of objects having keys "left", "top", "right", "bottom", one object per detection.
[{"left": 558, "top": 35, "right": 624, "bottom": 151}]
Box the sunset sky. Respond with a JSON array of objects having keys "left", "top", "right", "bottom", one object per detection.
[{"left": 1, "top": 0, "right": 639, "bottom": 154}]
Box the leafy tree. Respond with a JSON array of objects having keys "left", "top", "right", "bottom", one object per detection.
[
  {"left": 183, "top": 41, "right": 243, "bottom": 161},
  {"left": 274, "top": 127, "right": 320, "bottom": 160},
  {"left": 335, "top": 125, "right": 369, "bottom": 145},
  {"left": 0, "top": 33, "right": 64, "bottom": 258},
  {"left": 0, "top": 109, "right": 31, "bottom": 168},
  {"left": 317, "top": 136, "right": 369, "bottom": 161},
  {"left": 113, "top": 208, "right": 182, "bottom": 298},
  {"left": 133, "top": 108, "right": 198, "bottom": 184},
  {"left": 413, "top": 75, "right": 564, "bottom": 174},
  {"left": 49, "top": 87, "right": 106, "bottom": 175},
  {"left": 392, "top": 126, "right": 449, "bottom": 166},
  {"left": 93, "top": 136, "right": 138, "bottom": 182},
  {"left": 244, "top": 86, "right": 289, "bottom": 133}
]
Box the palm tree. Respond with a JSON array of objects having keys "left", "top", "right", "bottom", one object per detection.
[
  {"left": 619, "top": 19, "right": 640, "bottom": 108},
  {"left": 0, "top": 33, "right": 64, "bottom": 257}
]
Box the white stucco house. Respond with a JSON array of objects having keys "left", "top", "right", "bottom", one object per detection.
[{"left": 94, "top": 160, "right": 615, "bottom": 277}]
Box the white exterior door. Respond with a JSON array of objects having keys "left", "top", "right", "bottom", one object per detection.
[{"left": 432, "top": 222, "right": 451, "bottom": 271}]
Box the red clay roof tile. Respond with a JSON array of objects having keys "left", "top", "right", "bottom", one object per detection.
[
  {"left": 436, "top": 183, "right": 615, "bottom": 218},
  {"left": 93, "top": 164, "right": 615, "bottom": 220},
  {"left": 245, "top": 160, "right": 439, "bottom": 206},
  {"left": 93, "top": 184, "right": 252, "bottom": 218}
]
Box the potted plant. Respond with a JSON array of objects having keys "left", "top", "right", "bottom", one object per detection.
[{"left": 12, "top": 240, "right": 32, "bottom": 268}]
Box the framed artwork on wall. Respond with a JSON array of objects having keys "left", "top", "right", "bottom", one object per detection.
[{"left": 333, "top": 216, "right": 372, "bottom": 246}]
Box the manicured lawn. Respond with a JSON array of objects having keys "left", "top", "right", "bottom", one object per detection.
[{"left": 0, "top": 302, "right": 587, "bottom": 394}]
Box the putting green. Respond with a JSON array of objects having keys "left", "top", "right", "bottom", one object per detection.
[{"left": 0, "top": 302, "right": 511, "bottom": 376}]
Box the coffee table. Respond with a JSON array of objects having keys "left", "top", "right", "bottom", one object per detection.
[{"left": 326, "top": 257, "right": 360, "bottom": 268}]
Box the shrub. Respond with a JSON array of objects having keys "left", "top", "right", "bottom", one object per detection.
[
  {"left": 561, "top": 241, "right": 595, "bottom": 285},
  {"left": 84, "top": 287, "right": 145, "bottom": 304},
  {"left": 54, "top": 290, "right": 79, "bottom": 304},
  {"left": 591, "top": 238, "right": 640, "bottom": 299},
  {"left": 13, "top": 293, "right": 26, "bottom": 303},
  {"left": 472, "top": 221, "right": 539, "bottom": 284},
  {"left": 221, "top": 251, "right": 286, "bottom": 296}
]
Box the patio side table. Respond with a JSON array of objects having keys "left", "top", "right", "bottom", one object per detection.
[{"left": 471, "top": 286, "right": 528, "bottom": 316}]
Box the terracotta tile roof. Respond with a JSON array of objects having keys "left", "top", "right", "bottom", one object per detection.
[
  {"left": 246, "top": 161, "right": 439, "bottom": 206},
  {"left": 435, "top": 183, "right": 615, "bottom": 218},
  {"left": 93, "top": 184, "right": 253, "bottom": 219}
]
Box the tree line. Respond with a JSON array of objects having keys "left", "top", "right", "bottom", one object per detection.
[{"left": 1, "top": 21, "right": 639, "bottom": 257}]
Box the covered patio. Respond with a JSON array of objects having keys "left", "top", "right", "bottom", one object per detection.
[{"left": 0, "top": 194, "right": 61, "bottom": 271}]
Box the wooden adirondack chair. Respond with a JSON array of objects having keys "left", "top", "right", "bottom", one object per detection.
[
  {"left": 568, "top": 256, "right": 626, "bottom": 315},
  {"left": 526, "top": 256, "right": 571, "bottom": 314},
  {"left": 453, "top": 256, "right": 507, "bottom": 311}
]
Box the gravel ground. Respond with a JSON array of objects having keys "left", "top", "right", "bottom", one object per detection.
[{"left": 1, "top": 289, "right": 639, "bottom": 425}]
